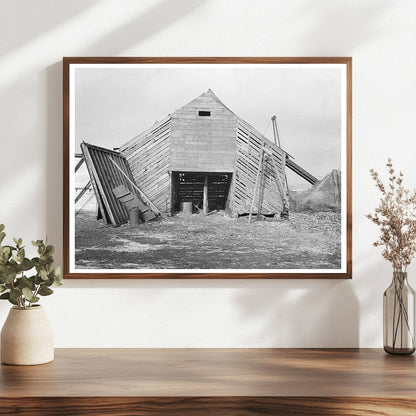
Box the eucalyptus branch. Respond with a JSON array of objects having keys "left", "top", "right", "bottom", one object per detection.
[{"left": 0, "top": 225, "right": 62, "bottom": 309}]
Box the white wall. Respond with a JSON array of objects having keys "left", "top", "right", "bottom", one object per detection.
[{"left": 1, "top": 0, "right": 415, "bottom": 347}]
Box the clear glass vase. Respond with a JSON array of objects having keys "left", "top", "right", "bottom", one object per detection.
[{"left": 383, "top": 271, "right": 415, "bottom": 355}]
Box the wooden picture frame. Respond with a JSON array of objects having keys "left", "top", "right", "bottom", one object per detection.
[{"left": 63, "top": 57, "right": 352, "bottom": 279}]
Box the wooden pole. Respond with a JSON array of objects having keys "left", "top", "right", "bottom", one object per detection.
[
  {"left": 74, "top": 156, "right": 85, "bottom": 173},
  {"left": 75, "top": 180, "right": 91, "bottom": 204},
  {"left": 267, "top": 149, "right": 289, "bottom": 211},
  {"left": 203, "top": 175, "right": 209, "bottom": 215},
  {"left": 256, "top": 156, "right": 266, "bottom": 221},
  {"left": 248, "top": 149, "right": 264, "bottom": 223}
]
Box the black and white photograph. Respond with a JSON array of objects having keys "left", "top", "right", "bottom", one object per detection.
[{"left": 64, "top": 58, "right": 351, "bottom": 278}]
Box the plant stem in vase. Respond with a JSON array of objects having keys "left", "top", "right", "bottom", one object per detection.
[{"left": 383, "top": 271, "right": 415, "bottom": 354}]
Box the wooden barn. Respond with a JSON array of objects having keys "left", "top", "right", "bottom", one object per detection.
[{"left": 120, "top": 89, "right": 292, "bottom": 218}]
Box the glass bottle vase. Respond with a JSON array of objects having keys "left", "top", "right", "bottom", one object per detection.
[{"left": 383, "top": 271, "right": 415, "bottom": 355}]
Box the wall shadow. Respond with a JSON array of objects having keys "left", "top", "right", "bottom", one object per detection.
[
  {"left": 288, "top": 0, "right": 393, "bottom": 52},
  {"left": 0, "top": 0, "right": 101, "bottom": 57},
  {"left": 232, "top": 279, "right": 359, "bottom": 347},
  {"left": 81, "top": 0, "right": 205, "bottom": 56}
]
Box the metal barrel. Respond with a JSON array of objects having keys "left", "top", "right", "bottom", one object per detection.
[{"left": 128, "top": 207, "right": 141, "bottom": 225}]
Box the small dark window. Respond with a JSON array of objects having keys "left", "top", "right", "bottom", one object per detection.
[{"left": 198, "top": 111, "right": 211, "bottom": 117}]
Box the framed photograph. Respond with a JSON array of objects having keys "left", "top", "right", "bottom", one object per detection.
[{"left": 63, "top": 57, "right": 352, "bottom": 279}]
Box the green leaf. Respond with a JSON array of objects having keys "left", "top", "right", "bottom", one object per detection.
[
  {"left": 9, "top": 288, "right": 21, "bottom": 301},
  {"left": 38, "top": 287, "right": 53, "bottom": 296},
  {"left": 43, "top": 275, "right": 54, "bottom": 287},
  {"left": 45, "top": 245, "right": 55, "bottom": 256},
  {"left": 31, "top": 257, "right": 40, "bottom": 266},
  {"left": 17, "top": 276, "right": 35, "bottom": 290},
  {"left": 0, "top": 232, "right": 6, "bottom": 244},
  {"left": 39, "top": 269, "right": 48, "bottom": 281},
  {"left": 52, "top": 267, "right": 63, "bottom": 285},
  {"left": 8, "top": 297, "right": 18, "bottom": 306},
  {"left": 22, "top": 287, "right": 34, "bottom": 301},
  {"left": 20, "top": 258, "right": 33, "bottom": 271},
  {"left": 32, "top": 240, "right": 43, "bottom": 247},
  {"left": 0, "top": 224, "right": 4, "bottom": 232},
  {"left": 43, "top": 256, "right": 54, "bottom": 266},
  {"left": 34, "top": 274, "right": 43, "bottom": 285},
  {"left": 17, "top": 248, "right": 25, "bottom": 263},
  {"left": 1, "top": 246, "right": 10, "bottom": 256},
  {"left": 0, "top": 248, "right": 10, "bottom": 266},
  {"left": 2, "top": 271, "right": 17, "bottom": 284},
  {"left": 0, "top": 292, "right": 9, "bottom": 299}
]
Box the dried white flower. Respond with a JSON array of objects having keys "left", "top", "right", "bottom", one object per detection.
[{"left": 367, "top": 159, "right": 416, "bottom": 272}]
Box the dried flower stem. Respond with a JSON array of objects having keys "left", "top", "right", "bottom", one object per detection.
[{"left": 366, "top": 159, "right": 416, "bottom": 272}]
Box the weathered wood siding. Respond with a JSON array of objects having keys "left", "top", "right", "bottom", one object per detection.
[
  {"left": 169, "top": 92, "right": 236, "bottom": 173},
  {"left": 120, "top": 117, "right": 172, "bottom": 214},
  {"left": 119, "top": 91, "right": 288, "bottom": 217},
  {"left": 81, "top": 142, "right": 144, "bottom": 226},
  {"left": 232, "top": 119, "right": 287, "bottom": 215}
]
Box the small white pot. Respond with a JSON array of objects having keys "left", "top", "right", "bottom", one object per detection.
[{"left": 1, "top": 305, "right": 54, "bottom": 365}]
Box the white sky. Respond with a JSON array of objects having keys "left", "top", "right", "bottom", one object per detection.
[{"left": 74, "top": 64, "right": 343, "bottom": 189}]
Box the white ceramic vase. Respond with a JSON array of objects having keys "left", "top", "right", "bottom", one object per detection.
[{"left": 1, "top": 305, "right": 54, "bottom": 365}]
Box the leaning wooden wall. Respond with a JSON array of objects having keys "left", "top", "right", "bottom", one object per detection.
[
  {"left": 81, "top": 142, "right": 146, "bottom": 226},
  {"left": 120, "top": 117, "right": 172, "bottom": 215},
  {"left": 232, "top": 119, "right": 287, "bottom": 216}
]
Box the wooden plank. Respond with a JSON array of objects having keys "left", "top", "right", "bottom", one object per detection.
[
  {"left": 286, "top": 158, "right": 318, "bottom": 185},
  {"left": 113, "top": 185, "right": 155, "bottom": 222},
  {"left": 74, "top": 156, "right": 85, "bottom": 173},
  {"left": 75, "top": 180, "right": 91, "bottom": 203},
  {"left": 125, "top": 130, "right": 171, "bottom": 159},
  {"left": 203, "top": 175, "right": 208, "bottom": 215},
  {"left": 121, "top": 116, "right": 171, "bottom": 155},
  {"left": 235, "top": 164, "right": 283, "bottom": 215},
  {"left": 170, "top": 93, "right": 237, "bottom": 172},
  {"left": 81, "top": 142, "right": 114, "bottom": 225},
  {"left": 237, "top": 120, "right": 287, "bottom": 163},
  {"left": 127, "top": 130, "right": 171, "bottom": 158},
  {"left": 82, "top": 142, "right": 122, "bottom": 156},
  {"left": 94, "top": 148, "right": 126, "bottom": 225},
  {"left": 248, "top": 149, "right": 264, "bottom": 222},
  {"left": 113, "top": 185, "right": 147, "bottom": 212},
  {"left": 3, "top": 348, "right": 416, "bottom": 410},
  {"left": 267, "top": 150, "right": 289, "bottom": 210},
  {"left": 109, "top": 157, "right": 162, "bottom": 216},
  {"left": 122, "top": 123, "right": 171, "bottom": 216},
  {"left": 128, "top": 146, "right": 170, "bottom": 172}
]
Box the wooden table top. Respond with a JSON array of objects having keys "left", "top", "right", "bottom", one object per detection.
[{"left": 1, "top": 348, "right": 415, "bottom": 398}]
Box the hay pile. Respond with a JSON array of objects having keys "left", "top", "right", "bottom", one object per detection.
[{"left": 290, "top": 170, "right": 341, "bottom": 212}]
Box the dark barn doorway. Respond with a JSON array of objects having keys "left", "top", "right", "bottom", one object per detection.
[{"left": 171, "top": 172, "right": 232, "bottom": 214}]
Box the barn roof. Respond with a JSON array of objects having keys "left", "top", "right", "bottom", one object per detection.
[
  {"left": 121, "top": 89, "right": 283, "bottom": 153},
  {"left": 121, "top": 115, "right": 172, "bottom": 151}
]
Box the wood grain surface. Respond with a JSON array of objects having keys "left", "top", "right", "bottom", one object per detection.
[{"left": 1, "top": 348, "right": 415, "bottom": 415}]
